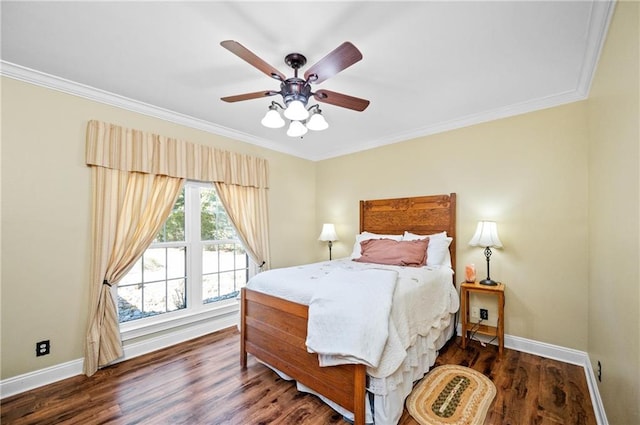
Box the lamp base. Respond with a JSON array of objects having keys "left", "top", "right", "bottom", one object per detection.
[{"left": 479, "top": 278, "right": 498, "bottom": 286}]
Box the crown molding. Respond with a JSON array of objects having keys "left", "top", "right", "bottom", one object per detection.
[
  {"left": 575, "top": 0, "right": 617, "bottom": 98},
  {"left": 0, "top": 61, "right": 303, "bottom": 159},
  {"left": 313, "top": 89, "right": 586, "bottom": 161}
]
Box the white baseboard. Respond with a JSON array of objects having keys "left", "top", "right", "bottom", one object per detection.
[
  {"left": 1, "top": 323, "right": 608, "bottom": 425},
  {"left": 0, "top": 358, "right": 85, "bottom": 400},
  {"left": 456, "top": 325, "right": 608, "bottom": 425},
  {"left": 0, "top": 313, "right": 238, "bottom": 399},
  {"left": 583, "top": 356, "right": 609, "bottom": 425}
]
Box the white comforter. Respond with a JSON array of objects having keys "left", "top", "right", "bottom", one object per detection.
[
  {"left": 306, "top": 268, "right": 398, "bottom": 368},
  {"left": 245, "top": 259, "right": 458, "bottom": 379}
]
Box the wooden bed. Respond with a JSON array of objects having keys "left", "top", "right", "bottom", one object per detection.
[{"left": 240, "top": 193, "right": 457, "bottom": 425}]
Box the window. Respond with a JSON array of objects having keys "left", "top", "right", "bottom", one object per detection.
[{"left": 117, "top": 182, "right": 253, "bottom": 328}]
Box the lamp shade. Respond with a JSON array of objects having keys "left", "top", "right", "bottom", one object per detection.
[
  {"left": 286, "top": 120, "right": 308, "bottom": 137},
  {"left": 261, "top": 108, "right": 285, "bottom": 128},
  {"left": 284, "top": 100, "right": 310, "bottom": 121},
  {"left": 306, "top": 111, "right": 329, "bottom": 131},
  {"left": 318, "top": 223, "right": 338, "bottom": 242},
  {"left": 469, "top": 221, "right": 502, "bottom": 248}
]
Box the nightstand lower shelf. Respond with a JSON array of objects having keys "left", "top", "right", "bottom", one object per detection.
[
  {"left": 466, "top": 323, "right": 499, "bottom": 338},
  {"left": 460, "top": 281, "right": 505, "bottom": 354}
]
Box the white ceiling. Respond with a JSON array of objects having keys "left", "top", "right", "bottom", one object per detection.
[{"left": 1, "top": 1, "right": 614, "bottom": 161}]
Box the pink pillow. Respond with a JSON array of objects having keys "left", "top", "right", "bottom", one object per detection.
[{"left": 353, "top": 238, "right": 429, "bottom": 267}]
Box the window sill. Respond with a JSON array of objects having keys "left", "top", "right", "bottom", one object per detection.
[{"left": 120, "top": 299, "right": 239, "bottom": 341}]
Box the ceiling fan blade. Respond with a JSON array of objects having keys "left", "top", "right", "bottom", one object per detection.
[
  {"left": 220, "top": 40, "right": 286, "bottom": 81},
  {"left": 313, "top": 89, "right": 370, "bottom": 112},
  {"left": 304, "top": 42, "right": 363, "bottom": 84},
  {"left": 221, "top": 90, "right": 278, "bottom": 103}
]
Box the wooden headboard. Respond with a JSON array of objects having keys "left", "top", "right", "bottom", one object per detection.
[{"left": 359, "top": 193, "right": 457, "bottom": 273}]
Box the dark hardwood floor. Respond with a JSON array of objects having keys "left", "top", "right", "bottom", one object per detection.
[
  {"left": 416, "top": 339, "right": 596, "bottom": 425},
  {"left": 1, "top": 327, "right": 596, "bottom": 425}
]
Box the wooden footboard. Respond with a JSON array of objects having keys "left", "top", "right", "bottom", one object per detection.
[{"left": 240, "top": 287, "right": 367, "bottom": 425}]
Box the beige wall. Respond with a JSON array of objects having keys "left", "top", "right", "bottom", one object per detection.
[
  {"left": 316, "top": 102, "right": 590, "bottom": 350},
  {"left": 587, "top": 2, "right": 640, "bottom": 424},
  {"left": 0, "top": 77, "right": 317, "bottom": 378}
]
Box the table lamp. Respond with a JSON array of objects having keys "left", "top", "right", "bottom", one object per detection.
[
  {"left": 318, "top": 223, "right": 338, "bottom": 260},
  {"left": 469, "top": 220, "right": 503, "bottom": 285}
]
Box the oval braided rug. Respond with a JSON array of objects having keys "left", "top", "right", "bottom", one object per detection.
[{"left": 406, "top": 365, "right": 496, "bottom": 425}]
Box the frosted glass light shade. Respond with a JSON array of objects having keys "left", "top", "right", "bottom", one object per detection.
[
  {"left": 261, "top": 109, "right": 285, "bottom": 128},
  {"left": 318, "top": 223, "right": 338, "bottom": 241},
  {"left": 286, "top": 120, "right": 308, "bottom": 137},
  {"left": 306, "top": 112, "right": 329, "bottom": 131},
  {"left": 284, "top": 100, "right": 310, "bottom": 120},
  {"left": 469, "top": 221, "right": 503, "bottom": 248}
]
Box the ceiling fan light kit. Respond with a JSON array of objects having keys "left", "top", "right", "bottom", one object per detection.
[
  {"left": 286, "top": 120, "right": 308, "bottom": 137},
  {"left": 306, "top": 107, "right": 329, "bottom": 131},
  {"left": 260, "top": 104, "right": 285, "bottom": 128},
  {"left": 283, "top": 99, "right": 309, "bottom": 121},
  {"left": 261, "top": 101, "right": 329, "bottom": 135},
  {"left": 221, "top": 40, "right": 369, "bottom": 138}
]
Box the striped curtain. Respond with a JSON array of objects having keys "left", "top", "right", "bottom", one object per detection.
[
  {"left": 84, "top": 169, "right": 184, "bottom": 376},
  {"left": 84, "top": 120, "right": 270, "bottom": 376},
  {"left": 214, "top": 182, "right": 270, "bottom": 271}
]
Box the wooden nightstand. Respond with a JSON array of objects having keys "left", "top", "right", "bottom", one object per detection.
[{"left": 460, "top": 281, "right": 505, "bottom": 354}]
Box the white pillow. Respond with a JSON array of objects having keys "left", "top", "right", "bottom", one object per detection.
[
  {"left": 351, "top": 232, "right": 403, "bottom": 259},
  {"left": 404, "top": 231, "right": 447, "bottom": 240},
  {"left": 403, "top": 231, "right": 453, "bottom": 267}
]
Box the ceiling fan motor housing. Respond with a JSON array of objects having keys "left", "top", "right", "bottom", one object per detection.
[{"left": 281, "top": 78, "right": 312, "bottom": 106}]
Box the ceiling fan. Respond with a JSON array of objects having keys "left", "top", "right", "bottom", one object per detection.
[{"left": 220, "top": 40, "right": 370, "bottom": 137}]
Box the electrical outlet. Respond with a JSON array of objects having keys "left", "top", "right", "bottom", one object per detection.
[
  {"left": 480, "top": 309, "right": 489, "bottom": 320},
  {"left": 471, "top": 306, "right": 479, "bottom": 319},
  {"left": 36, "top": 340, "right": 50, "bottom": 357}
]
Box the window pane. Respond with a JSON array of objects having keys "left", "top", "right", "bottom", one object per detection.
[
  {"left": 168, "top": 278, "right": 186, "bottom": 311},
  {"left": 143, "top": 280, "right": 166, "bottom": 314},
  {"left": 200, "top": 188, "right": 219, "bottom": 241},
  {"left": 235, "top": 269, "right": 247, "bottom": 286},
  {"left": 155, "top": 189, "right": 185, "bottom": 242},
  {"left": 120, "top": 257, "right": 142, "bottom": 285},
  {"left": 202, "top": 274, "right": 219, "bottom": 302},
  {"left": 200, "top": 187, "right": 236, "bottom": 241},
  {"left": 235, "top": 246, "right": 247, "bottom": 269},
  {"left": 167, "top": 247, "right": 186, "bottom": 279},
  {"left": 202, "top": 244, "right": 219, "bottom": 274},
  {"left": 201, "top": 242, "right": 246, "bottom": 304},
  {"left": 219, "top": 244, "right": 235, "bottom": 272},
  {"left": 219, "top": 271, "right": 236, "bottom": 296},
  {"left": 118, "top": 285, "right": 143, "bottom": 323},
  {"left": 143, "top": 248, "right": 166, "bottom": 283}
]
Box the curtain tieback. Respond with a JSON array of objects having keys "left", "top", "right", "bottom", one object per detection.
[
  {"left": 258, "top": 261, "right": 265, "bottom": 269},
  {"left": 103, "top": 279, "right": 112, "bottom": 287}
]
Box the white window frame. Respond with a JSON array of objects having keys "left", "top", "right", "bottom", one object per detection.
[{"left": 118, "top": 181, "right": 257, "bottom": 341}]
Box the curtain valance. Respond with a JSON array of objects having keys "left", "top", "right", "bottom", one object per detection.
[{"left": 86, "top": 120, "right": 269, "bottom": 188}]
